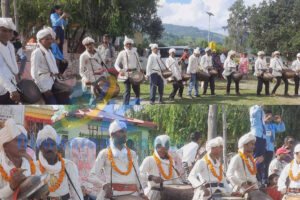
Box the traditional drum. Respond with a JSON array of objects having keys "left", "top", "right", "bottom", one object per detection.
[
  {"left": 182, "top": 74, "right": 191, "bottom": 81},
  {"left": 221, "top": 197, "right": 244, "bottom": 200},
  {"left": 196, "top": 71, "right": 210, "bottom": 81},
  {"left": 113, "top": 195, "right": 144, "bottom": 200},
  {"left": 209, "top": 68, "right": 218, "bottom": 76},
  {"left": 162, "top": 70, "right": 173, "bottom": 79},
  {"left": 17, "top": 79, "right": 42, "bottom": 104},
  {"left": 283, "top": 69, "right": 296, "bottom": 79},
  {"left": 129, "top": 71, "right": 145, "bottom": 85},
  {"left": 18, "top": 175, "right": 49, "bottom": 199},
  {"left": 93, "top": 76, "right": 120, "bottom": 98},
  {"left": 232, "top": 72, "right": 243, "bottom": 82},
  {"left": 160, "top": 184, "right": 194, "bottom": 200},
  {"left": 246, "top": 190, "right": 272, "bottom": 200},
  {"left": 285, "top": 195, "right": 300, "bottom": 200},
  {"left": 262, "top": 72, "right": 273, "bottom": 81}
]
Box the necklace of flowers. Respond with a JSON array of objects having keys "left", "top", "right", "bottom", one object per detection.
[
  {"left": 153, "top": 152, "right": 173, "bottom": 180},
  {"left": 204, "top": 154, "right": 223, "bottom": 181},
  {"left": 238, "top": 151, "right": 257, "bottom": 175},
  {"left": 289, "top": 159, "right": 300, "bottom": 181},
  {"left": 108, "top": 145, "right": 133, "bottom": 176},
  {"left": 39, "top": 153, "right": 65, "bottom": 192}
]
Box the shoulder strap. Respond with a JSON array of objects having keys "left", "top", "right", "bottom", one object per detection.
[
  {"left": 132, "top": 161, "right": 144, "bottom": 193},
  {"left": 39, "top": 48, "right": 55, "bottom": 81},
  {"left": 133, "top": 52, "right": 142, "bottom": 71},
  {"left": 126, "top": 52, "right": 130, "bottom": 72},
  {"left": 65, "top": 168, "right": 82, "bottom": 200}
]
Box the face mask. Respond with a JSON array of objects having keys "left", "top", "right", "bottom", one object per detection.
[{"left": 113, "top": 134, "right": 126, "bottom": 147}]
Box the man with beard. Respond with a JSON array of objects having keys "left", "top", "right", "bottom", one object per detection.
[
  {"left": 36, "top": 125, "right": 83, "bottom": 200},
  {"left": 140, "top": 135, "right": 182, "bottom": 200},
  {"left": 98, "top": 34, "right": 116, "bottom": 69},
  {"left": 89, "top": 120, "right": 147, "bottom": 200},
  {"left": 0, "top": 118, "right": 38, "bottom": 200},
  {"left": 189, "top": 137, "right": 235, "bottom": 200}
]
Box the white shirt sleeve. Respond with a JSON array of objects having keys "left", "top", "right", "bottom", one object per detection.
[
  {"left": 146, "top": 54, "right": 153, "bottom": 76},
  {"left": 188, "top": 159, "right": 203, "bottom": 188},
  {"left": 278, "top": 164, "right": 289, "bottom": 191},
  {"left": 66, "top": 161, "right": 84, "bottom": 200},
  {"left": 226, "top": 156, "right": 243, "bottom": 187},
  {"left": 0, "top": 183, "right": 14, "bottom": 199},
  {"left": 30, "top": 50, "right": 49, "bottom": 93},
  {"left": 88, "top": 150, "right": 106, "bottom": 188},
  {"left": 187, "top": 56, "right": 193, "bottom": 74},
  {"left": 79, "top": 54, "right": 88, "bottom": 83},
  {"left": 114, "top": 51, "right": 123, "bottom": 72}
]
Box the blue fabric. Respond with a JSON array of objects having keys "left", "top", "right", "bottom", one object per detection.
[
  {"left": 149, "top": 73, "right": 164, "bottom": 102},
  {"left": 50, "top": 13, "right": 68, "bottom": 27},
  {"left": 254, "top": 136, "right": 266, "bottom": 158},
  {"left": 18, "top": 55, "right": 27, "bottom": 74},
  {"left": 53, "top": 26, "right": 65, "bottom": 52},
  {"left": 264, "top": 122, "right": 286, "bottom": 151},
  {"left": 51, "top": 43, "right": 65, "bottom": 60},
  {"left": 250, "top": 105, "right": 265, "bottom": 138},
  {"left": 187, "top": 73, "right": 199, "bottom": 96},
  {"left": 43, "top": 94, "right": 57, "bottom": 105}
]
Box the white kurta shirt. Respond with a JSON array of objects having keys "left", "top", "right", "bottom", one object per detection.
[
  {"left": 88, "top": 147, "right": 141, "bottom": 200},
  {"left": 139, "top": 152, "right": 182, "bottom": 200},
  {"left": 177, "top": 141, "right": 199, "bottom": 167},
  {"left": 188, "top": 154, "right": 231, "bottom": 200},
  {"left": 222, "top": 58, "right": 237, "bottom": 77},
  {"left": 254, "top": 57, "right": 268, "bottom": 76},
  {"left": 187, "top": 54, "right": 200, "bottom": 74},
  {"left": 268, "top": 157, "right": 286, "bottom": 176},
  {"left": 270, "top": 57, "right": 286, "bottom": 77},
  {"left": 200, "top": 54, "right": 213, "bottom": 73},
  {"left": 0, "top": 42, "right": 18, "bottom": 95},
  {"left": 226, "top": 151, "right": 258, "bottom": 193},
  {"left": 0, "top": 152, "right": 37, "bottom": 200},
  {"left": 166, "top": 56, "right": 182, "bottom": 81},
  {"left": 79, "top": 50, "right": 106, "bottom": 85},
  {"left": 146, "top": 53, "right": 165, "bottom": 77},
  {"left": 278, "top": 159, "right": 300, "bottom": 192},
  {"left": 31, "top": 46, "right": 59, "bottom": 93},
  {"left": 220, "top": 54, "right": 226, "bottom": 64},
  {"left": 291, "top": 59, "right": 300, "bottom": 76},
  {"left": 37, "top": 154, "right": 83, "bottom": 200},
  {"left": 115, "top": 49, "right": 140, "bottom": 72}
]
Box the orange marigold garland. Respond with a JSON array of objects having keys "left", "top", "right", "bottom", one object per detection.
[
  {"left": 204, "top": 154, "right": 223, "bottom": 181},
  {"left": 238, "top": 151, "right": 257, "bottom": 175},
  {"left": 289, "top": 160, "right": 300, "bottom": 181},
  {"left": 108, "top": 146, "right": 133, "bottom": 176},
  {"left": 153, "top": 152, "right": 173, "bottom": 180},
  {"left": 0, "top": 159, "right": 36, "bottom": 182},
  {"left": 39, "top": 153, "right": 65, "bottom": 192}
]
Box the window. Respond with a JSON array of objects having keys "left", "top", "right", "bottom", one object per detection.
[{"left": 88, "top": 124, "right": 99, "bottom": 136}]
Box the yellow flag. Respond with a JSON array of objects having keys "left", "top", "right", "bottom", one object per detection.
[{"left": 209, "top": 41, "right": 216, "bottom": 52}]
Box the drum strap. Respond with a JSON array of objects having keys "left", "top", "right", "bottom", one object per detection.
[
  {"left": 132, "top": 162, "right": 144, "bottom": 194},
  {"left": 65, "top": 169, "right": 82, "bottom": 200},
  {"left": 133, "top": 52, "right": 142, "bottom": 72}
]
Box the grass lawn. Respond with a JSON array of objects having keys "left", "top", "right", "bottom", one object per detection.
[{"left": 71, "top": 75, "right": 300, "bottom": 105}]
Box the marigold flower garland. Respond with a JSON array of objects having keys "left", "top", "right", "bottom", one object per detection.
[
  {"left": 39, "top": 153, "right": 65, "bottom": 192},
  {"left": 108, "top": 146, "right": 133, "bottom": 176},
  {"left": 238, "top": 151, "right": 257, "bottom": 175},
  {"left": 0, "top": 159, "right": 36, "bottom": 182},
  {"left": 204, "top": 154, "right": 223, "bottom": 181},
  {"left": 153, "top": 152, "right": 173, "bottom": 180},
  {"left": 289, "top": 159, "right": 300, "bottom": 181}
]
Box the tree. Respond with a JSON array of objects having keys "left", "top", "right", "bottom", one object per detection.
[
  {"left": 1, "top": 0, "right": 10, "bottom": 17},
  {"left": 207, "top": 105, "right": 217, "bottom": 140}
]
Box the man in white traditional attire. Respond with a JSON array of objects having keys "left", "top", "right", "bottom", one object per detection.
[
  {"left": 271, "top": 51, "right": 289, "bottom": 96},
  {"left": 0, "top": 118, "right": 38, "bottom": 199},
  {"left": 0, "top": 18, "right": 20, "bottom": 104},
  {"left": 201, "top": 47, "right": 215, "bottom": 95},
  {"left": 291, "top": 53, "right": 300, "bottom": 96},
  {"left": 255, "top": 51, "right": 270, "bottom": 96},
  {"left": 187, "top": 48, "right": 201, "bottom": 99},
  {"left": 88, "top": 120, "right": 147, "bottom": 200},
  {"left": 115, "top": 36, "right": 142, "bottom": 105},
  {"left": 36, "top": 125, "right": 83, "bottom": 200},
  {"left": 189, "top": 137, "right": 235, "bottom": 200},
  {"left": 278, "top": 144, "right": 300, "bottom": 198},
  {"left": 166, "top": 48, "right": 184, "bottom": 100},
  {"left": 31, "top": 27, "right": 70, "bottom": 104},
  {"left": 80, "top": 36, "right": 107, "bottom": 106},
  {"left": 146, "top": 43, "right": 166, "bottom": 104},
  {"left": 227, "top": 132, "right": 259, "bottom": 194},
  {"left": 140, "top": 135, "right": 182, "bottom": 200},
  {"left": 223, "top": 50, "right": 241, "bottom": 95}
]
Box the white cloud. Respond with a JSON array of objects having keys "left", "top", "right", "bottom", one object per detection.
[{"left": 157, "top": 0, "right": 264, "bottom": 35}]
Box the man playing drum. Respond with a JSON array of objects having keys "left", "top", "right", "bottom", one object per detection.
[
  {"left": 201, "top": 47, "right": 215, "bottom": 96},
  {"left": 166, "top": 48, "right": 184, "bottom": 100},
  {"left": 0, "top": 119, "right": 38, "bottom": 199},
  {"left": 271, "top": 51, "right": 289, "bottom": 96},
  {"left": 0, "top": 18, "right": 21, "bottom": 104},
  {"left": 89, "top": 120, "right": 148, "bottom": 200},
  {"left": 36, "top": 125, "right": 84, "bottom": 200},
  {"left": 278, "top": 144, "right": 300, "bottom": 199},
  {"left": 189, "top": 137, "right": 235, "bottom": 200},
  {"left": 79, "top": 37, "right": 107, "bottom": 106},
  {"left": 187, "top": 48, "right": 201, "bottom": 99},
  {"left": 223, "top": 50, "right": 241, "bottom": 96},
  {"left": 140, "top": 135, "right": 182, "bottom": 200},
  {"left": 255, "top": 51, "right": 270, "bottom": 96},
  {"left": 291, "top": 53, "right": 300, "bottom": 96},
  {"left": 227, "top": 133, "right": 259, "bottom": 195},
  {"left": 115, "top": 37, "right": 142, "bottom": 105}
]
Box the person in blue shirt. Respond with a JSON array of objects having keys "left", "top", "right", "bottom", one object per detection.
[
  {"left": 263, "top": 110, "right": 285, "bottom": 179},
  {"left": 50, "top": 5, "right": 68, "bottom": 52},
  {"left": 51, "top": 36, "right": 68, "bottom": 74}
]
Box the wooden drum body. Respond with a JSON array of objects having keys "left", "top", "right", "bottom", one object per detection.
[{"left": 161, "top": 184, "right": 194, "bottom": 200}]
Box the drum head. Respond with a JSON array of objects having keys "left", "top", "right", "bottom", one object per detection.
[
  {"left": 209, "top": 69, "right": 218, "bottom": 76},
  {"left": 161, "top": 184, "right": 194, "bottom": 200},
  {"left": 162, "top": 70, "right": 173, "bottom": 79},
  {"left": 17, "top": 79, "right": 42, "bottom": 104},
  {"left": 232, "top": 72, "right": 243, "bottom": 81},
  {"left": 129, "top": 71, "right": 145, "bottom": 85},
  {"left": 283, "top": 69, "right": 296, "bottom": 79},
  {"left": 196, "top": 71, "right": 210, "bottom": 81},
  {"left": 263, "top": 72, "right": 273, "bottom": 81},
  {"left": 182, "top": 74, "right": 191, "bottom": 81}
]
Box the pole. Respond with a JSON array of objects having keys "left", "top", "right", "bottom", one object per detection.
[
  {"left": 222, "top": 105, "right": 228, "bottom": 171},
  {"left": 207, "top": 105, "right": 218, "bottom": 140},
  {"left": 208, "top": 15, "right": 211, "bottom": 45}
]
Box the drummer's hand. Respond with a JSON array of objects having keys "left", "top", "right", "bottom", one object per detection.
[
  {"left": 139, "top": 193, "right": 149, "bottom": 200},
  {"left": 145, "top": 75, "right": 149, "bottom": 81},
  {"left": 10, "top": 169, "right": 27, "bottom": 191},
  {"left": 231, "top": 192, "right": 242, "bottom": 197},
  {"left": 10, "top": 91, "right": 20, "bottom": 102},
  {"left": 152, "top": 176, "right": 163, "bottom": 183},
  {"left": 43, "top": 90, "right": 53, "bottom": 97},
  {"left": 203, "top": 188, "right": 210, "bottom": 197},
  {"left": 103, "top": 183, "right": 113, "bottom": 199}
]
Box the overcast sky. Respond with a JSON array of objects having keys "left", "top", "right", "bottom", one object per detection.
[{"left": 157, "top": 0, "right": 264, "bottom": 35}]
